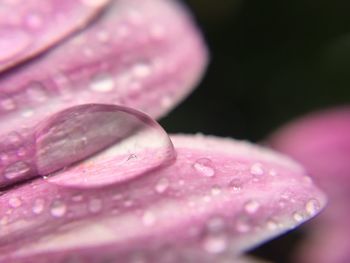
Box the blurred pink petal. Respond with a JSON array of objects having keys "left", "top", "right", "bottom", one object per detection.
[
  {"left": 0, "top": 0, "right": 208, "bottom": 188},
  {"left": 268, "top": 106, "right": 350, "bottom": 263},
  {"left": 0, "top": 0, "right": 111, "bottom": 72},
  {"left": 0, "top": 135, "right": 326, "bottom": 262}
]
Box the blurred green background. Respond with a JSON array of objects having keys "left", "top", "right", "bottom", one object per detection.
[
  {"left": 161, "top": 0, "right": 350, "bottom": 141},
  {"left": 160, "top": 1, "right": 350, "bottom": 262}
]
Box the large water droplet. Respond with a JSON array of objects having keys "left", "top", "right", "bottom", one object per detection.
[
  {"left": 50, "top": 200, "right": 67, "bottom": 218},
  {"left": 305, "top": 199, "right": 320, "bottom": 216},
  {"left": 0, "top": 28, "right": 31, "bottom": 62},
  {"left": 193, "top": 158, "right": 216, "bottom": 177},
  {"left": 36, "top": 104, "right": 176, "bottom": 188}
]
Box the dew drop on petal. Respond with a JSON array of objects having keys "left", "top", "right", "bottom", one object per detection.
[
  {"left": 88, "top": 198, "right": 102, "bottom": 213},
  {"left": 50, "top": 200, "right": 67, "bottom": 218},
  {"left": 35, "top": 104, "right": 176, "bottom": 188},
  {"left": 142, "top": 211, "right": 156, "bottom": 226},
  {"left": 193, "top": 158, "right": 216, "bottom": 177},
  {"left": 305, "top": 199, "right": 320, "bottom": 216},
  {"left": 244, "top": 200, "right": 260, "bottom": 214},
  {"left": 89, "top": 73, "right": 114, "bottom": 93},
  {"left": 202, "top": 233, "right": 228, "bottom": 254},
  {"left": 293, "top": 212, "right": 304, "bottom": 223},
  {"left": 32, "top": 198, "right": 45, "bottom": 215},
  {"left": 9, "top": 196, "right": 22, "bottom": 208},
  {"left": 250, "top": 163, "right": 264, "bottom": 176},
  {"left": 155, "top": 177, "right": 169, "bottom": 193}
]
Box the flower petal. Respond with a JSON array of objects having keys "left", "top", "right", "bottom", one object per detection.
[
  {"left": 0, "top": 0, "right": 208, "bottom": 188},
  {"left": 0, "top": 134, "right": 326, "bottom": 262},
  {"left": 0, "top": 0, "right": 111, "bottom": 72},
  {"left": 268, "top": 107, "right": 350, "bottom": 263}
]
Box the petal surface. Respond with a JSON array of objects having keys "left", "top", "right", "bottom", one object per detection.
[
  {"left": 0, "top": 0, "right": 111, "bottom": 72},
  {"left": 0, "top": 0, "right": 208, "bottom": 188},
  {"left": 0, "top": 134, "right": 326, "bottom": 262},
  {"left": 268, "top": 107, "right": 350, "bottom": 263}
]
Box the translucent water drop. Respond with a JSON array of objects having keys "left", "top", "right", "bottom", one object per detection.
[
  {"left": 132, "top": 62, "right": 152, "bottom": 78},
  {"left": 229, "top": 178, "right": 243, "bottom": 193},
  {"left": 244, "top": 200, "right": 260, "bottom": 214},
  {"left": 0, "top": 97, "right": 16, "bottom": 111},
  {"left": 9, "top": 197, "right": 22, "bottom": 208},
  {"left": 207, "top": 217, "right": 225, "bottom": 233},
  {"left": 155, "top": 178, "right": 169, "bottom": 193},
  {"left": 0, "top": 28, "right": 31, "bottom": 62},
  {"left": 35, "top": 104, "right": 176, "bottom": 188},
  {"left": 3, "top": 161, "right": 30, "bottom": 180},
  {"left": 193, "top": 158, "right": 215, "bottom": 177},
  {"left": 293, "top": 212, "right": 304, "bottom": 223},
  {"left": 32, "top": 198, "right": 45, "bottom": 215},
  {"left": 250, "top": 163, "right": 264, "bottom": 176},
  {"left": 305, "top": 199, "right": 320, "bottom": 216},
  {"left": 26, "top": 82, "right": 48, "bottom": 102},
  {"left": 89, "top": 73, "right": 114, "bottom": 93},
  {"left": 202, "top": 233, "right": 228, "bottom": 254},
  {"left": 236, "top": 216, "right": 251, "bottom": 233},
  {"left": 50, "top": 200, "right": 67, "bottom": 218},
  {"left": 211, "top": 185, "right": 221, "bottom": 196}
]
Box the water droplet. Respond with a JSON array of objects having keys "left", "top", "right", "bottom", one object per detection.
[
  {"left": 202, "top": 233, "right": 228, "bottom": 254},
  {"left": 211, "top": 185, "right": 221, "bottom": 196},
  {"left": 32, "top": 199, "right": 45, "bottom": 214},
  {"left": 132, "top": 62, "right": 152, "bottom": 78},
  {"left": 269, "top": 169, "right": 278, "bottom": 176},
  {"left": 72, "top": 195, "right": 83, "bottom": 202},
  {"left": 155, "top": 177, "right": 169, "bottom": 193},
  {"left": 142, "top": 211, "right": 155, "bottom": 226},
  {"left": 0, "top": 97, "right": 16, "bottom": 111},
  {"left": 50, "top": 200, "right": 67, "bottom": 218},
  {"left": 293, "top": 212, "right": 304, "bottom": 223},
  {"left": 0, "top": 28, "right": 31, "bottom": 62},
  {"left": 207, "top": 217, "right": 225, "bottom": 233},
  {"left": 193, "top": 158, "right": 215, "bottom": 177},
  {"left": 21, "top": 109, "right": 34, "bottom": 118},
  {"left": 244, "top": 200, "right": 260, "bottom": 214},
  {"left": 266, "top": 219, "right": 278, "bottom": 230},
  {"left": 4, "top": 161, "right": 30, "bottom": 180},
  {"left": 229, "top": 178, "right": 243, "bottom": 193},
  {"left": 250, "top": 163, "right": 264, "bottom": 176},
  {"left": 88, "top": 198, "right": 102, "bottom": 213},
  {"left": 38, "top": 104, "right": 176, "bottom": 188},
  {"left": 305, "top": 199, "right": 320, "bottom": 216},
  {"left": 0, "top": 216, "right": 8, "bottom": 226},
  {"left": 96, "top": 30, "right": 110, "bottom": 43},
  {"left": 9, "top": 197, "right": 22, "bottom": 208},
  {"left": 89, "top": 73, "right": 114, "bottom": 93},
  {"left": 26, "top": 82, "right": 47, "bottom": 102}
]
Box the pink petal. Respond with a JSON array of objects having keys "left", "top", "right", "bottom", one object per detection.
[
  {"left": 0, "top": 0, "right": 208, "bottom": 188},
  {"left": 0, "top": 135, "right": 326, "bottom": 262},
  {"left": 268, "top": 107, "right": 350, "bottom": 263},
  {"left": 0, "top": 0, "right": 111, "bottom": 72}
]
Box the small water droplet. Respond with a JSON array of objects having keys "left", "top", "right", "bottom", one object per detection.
[
  {"left": 269, "top": 169, "right": 278, "bottom": 176},
  {"left": 236, "top": 216, "right": 251, "bottom": 233},
  {"left": 142, "top": 211, "right": 155, "bottom": 226},
  {"left": 193, "top": 158, "right": 215, "bottom": 177},
  {"left": 266, "top": 219, "right": 278, "bottom": 230},
  {"left": 32, "top": 199, "right": 45, "bottom": 214},
  {"left": 250, "top": 163, "right": 264, "bottom": 176},
  {"left": 293, "top": 212, "right": 304, "bottom": 223},
  {"left": 230, "top": 178, "right": 243, "bottom": 193},
  {"left": 72, "top": 195, "right": 83, "bottom": 202},
  {"left": 123, "top": 200, "right": 133, "bottom": 208},
  {"left": 96, "top": 30, "right": 110, "bottom": 43},
  {"left": 50, "top": 200, "right": 67, "bottom": 218},
  {"left": 90, "top": 73, "right": 114, "bottom": 93},
  {"left": 155, "top": 178, "right": 169, "bottom": 193},
  {"left": 132, "top": 62, "right": 152, "bottom": 78},
  {"left": 4, "top": 161, "right": 30, "bottom": 180},
  {"left": 9, "top": 197, "right": 22, "bottom": 208},
  {"left": 207, "top": 217, "right": 225, "bottom": 233},
  {"left": 244, "top": 200, "right": 260, "bottom": 214},
  {"left": 0, "top": 216, "right": 9, "bottom": 226},
  {"left": 0, "top": 28, "right": 31, "bottom": 62},
  {"left": 305, "top": 199, "right": 320, "bottom": 216},
  {"left": 21, "top": 109, "right": 34, "bottom": 118},
  {"left": 88, "top": 198, "right": 102, "bottom": 213},
  {"left": 211, "top": 185, "right": 221, "bottom": 196},
  {"left": 202, "top": 233, "right": 228, "bottom": 254}
]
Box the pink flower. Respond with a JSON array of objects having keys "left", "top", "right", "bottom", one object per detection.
[{"left": 0, "top": 1, "right": 326, "bottom": 262}]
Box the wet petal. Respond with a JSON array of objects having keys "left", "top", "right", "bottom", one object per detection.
[
  {"left": 0, "top": 0, "right": 111, "bottom": 72},
  {"left": 268, "top": 107, "right": 350, "bottom": 263},
  {"left": 0, "top": 135, "right": 326, "bottom": 262},
  {"left": 0, "top": 0, "right": 208, "bottom": 188}
]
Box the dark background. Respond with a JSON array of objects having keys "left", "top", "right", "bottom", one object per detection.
[{"left": 160, "top": 0, "right": 350, "bottom": 262}]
